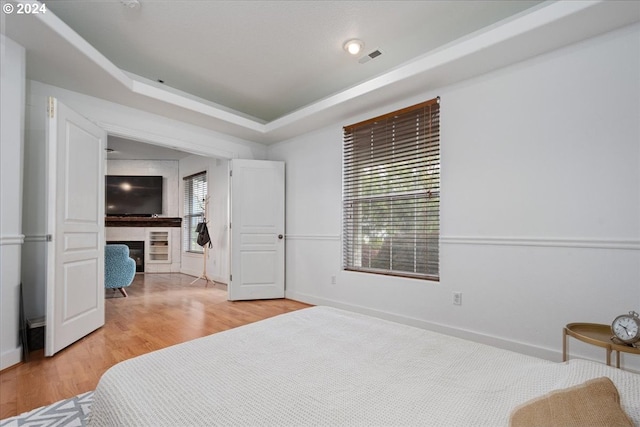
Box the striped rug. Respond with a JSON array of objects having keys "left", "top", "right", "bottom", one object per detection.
[{"left": 0, "top": 391, "right": 93, "bottom": 427}]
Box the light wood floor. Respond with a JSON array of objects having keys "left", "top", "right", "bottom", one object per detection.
[{"left": 0, "top": 273, "right": 311, "bottom": 419}]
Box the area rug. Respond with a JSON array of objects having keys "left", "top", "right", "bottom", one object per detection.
[{"left": 0, "top": 391, "right": 93, "bottom": 427}]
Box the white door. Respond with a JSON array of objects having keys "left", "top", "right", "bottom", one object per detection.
[
  {"left": 229, "top": 159, "right": 285, "bottom": 300},
  {"left": 45, "top": 97, "right": 106, "bottom": 356}
]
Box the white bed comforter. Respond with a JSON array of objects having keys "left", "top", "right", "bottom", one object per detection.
[{"left": 89, "top": 306, "right": 640, "bottom": 426}]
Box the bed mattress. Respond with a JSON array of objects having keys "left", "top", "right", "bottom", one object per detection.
[{"left": 88, "top": 306, "right": 640, "bottom": 426}]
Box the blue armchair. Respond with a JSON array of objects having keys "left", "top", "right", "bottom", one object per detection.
[{"left": 105, "top": 244, "right": 136, "bottom": 297}]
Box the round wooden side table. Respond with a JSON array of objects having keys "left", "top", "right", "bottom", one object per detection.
[{"left": 563, "top": 323, "right": 640, "bottom": 368}]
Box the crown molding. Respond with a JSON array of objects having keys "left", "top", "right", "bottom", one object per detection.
[{"left": 15, "top": 0, "right": 637, "bottom": 143}]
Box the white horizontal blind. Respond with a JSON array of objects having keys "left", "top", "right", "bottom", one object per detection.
[
  {"left": 183, "top": 171, "right": 207, "bottom": 253},
  {"left": 343, "top": 98, "right": 440, "bottom": 280}
]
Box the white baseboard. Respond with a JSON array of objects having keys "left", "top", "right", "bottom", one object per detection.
[
  {"left": 210, "top": 275, "right": 227, "bottom": 285},
  {"left": 0, "top": 234, "right": 25, "bottom": 245},
  {"left": 0, "top": 346, "right": 22, "bottom": 371},
  {"left": 286, "top": 290, "right": 561, "bottom": 362}
]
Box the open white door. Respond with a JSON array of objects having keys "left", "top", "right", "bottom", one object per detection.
[
  {"left": 229, "top": 159, "right": 285, "bottom": 301},
  {"left": 45, "top": 97, "right": 106, "bottom": 356}
]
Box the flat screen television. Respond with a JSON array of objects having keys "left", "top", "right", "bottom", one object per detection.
[{"left": 105, "top": 175, "right": 163, "bottom": 217}]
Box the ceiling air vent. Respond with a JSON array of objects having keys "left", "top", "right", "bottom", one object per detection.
[{"left": 359, "top": 49, "right": 382, "bottom": 64}]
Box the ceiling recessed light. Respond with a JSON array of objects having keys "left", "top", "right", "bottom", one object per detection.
[{"left": 343, "top": 39, "right": 364, "bottom": 56}]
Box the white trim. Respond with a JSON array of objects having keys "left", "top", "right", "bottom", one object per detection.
[
  {"left": 0, "top": 234, "right": 25, "bottom": 245},
  {"left": 0, "top": 347, "right": 22, "bottom": 371},
  {"left": 23, "top": 234, "right": 49, "bottom": 243},
  {"left": 285, "top": 234, "right": 340, "bottom": 241},
  {"left": 23, "top": 0, "right": 131, "bottom": 90},
  {"left": 100, "top": 122, "right": 236, "bottom": 160},
  {"left": 286, "top": 291, "right": 640, "bottom": 374},
  {"left": 282, "top": 234, "right": 640, "bottom": 250},
  {"left": 283, "top": 234, "right": 640, "bottom": 250},
  {"left": 210, "top": 275, "right": 227, "bottom": 286},
  {"left": 129, "top": 79, "right": 264, "bottom": 132},
  {"left": 440, "top": 236, "right": 640, "bottom": 251},
  {"left": 16, "top": 0, "right": 629, "bottom": 139},
  {"left": 285, "top": 290, "right": 560, "bottom": 362},
  {"left": 21, "top": 1, "right": 261, "bottom": 132},
  {"left": 182, "top": 251, "right": 205, "bottom": 258}
]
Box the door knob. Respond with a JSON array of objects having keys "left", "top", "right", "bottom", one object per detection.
[{"left": 278, "top": 234, "right": 284, "bottom": 240}]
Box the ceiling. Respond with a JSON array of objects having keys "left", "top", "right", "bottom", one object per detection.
[
  {"left": 107, "top": 135, "right": 190, "bottom": 160},
  {"left": 2, "top": 1, "right": 640, "bottom": 146},
  {"left": 38, "top": 0, "right": 542, "bottom": 122}
]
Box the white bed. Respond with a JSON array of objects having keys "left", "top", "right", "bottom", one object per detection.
[{"left": 88, "top": 306, "right": 640, "bottom": 426}]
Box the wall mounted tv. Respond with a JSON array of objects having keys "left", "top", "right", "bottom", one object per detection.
[{"left": 105, "top": 175, "right": 163, "bottom": 217}]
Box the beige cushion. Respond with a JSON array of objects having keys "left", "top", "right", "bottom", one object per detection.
[{"left": 509, "top": 377, "right": 633, "bottom": 427}]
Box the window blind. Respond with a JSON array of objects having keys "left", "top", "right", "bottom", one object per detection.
[
  {"left": 183, "top": 171, "right": 207, "bottom": 253},
  {"left": 343, "top": 97, "right": 440, "bottom": 280}
]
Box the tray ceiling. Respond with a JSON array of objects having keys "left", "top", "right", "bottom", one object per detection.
[{"left": 2, "top": 1, "right": 639, "bottom": 144}]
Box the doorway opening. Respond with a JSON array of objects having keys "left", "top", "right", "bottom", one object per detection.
[{"left": 105, "top": 134, "right": 229, "bottom": 289}]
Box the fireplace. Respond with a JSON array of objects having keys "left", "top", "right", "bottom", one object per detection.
[{"left": 108, "top": 241, "right": 145, "bottom": 273}]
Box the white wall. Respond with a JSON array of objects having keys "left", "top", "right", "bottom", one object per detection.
[
  {"left": 21, "top": 81, "right": 265, "bottom": 323},
  {"left": 0, "top": 35, "right": 26, "bottom": 369},
  {"left": 179, "top": 155, "right": 229, "bottom": 284},
  {"left": 268, "top": 24, "right": 640, "bottom": 370}
]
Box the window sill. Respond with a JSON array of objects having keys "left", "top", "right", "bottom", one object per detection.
[
  {"left": 183, "top": 251, "right": 204, "bottom": 257},
  {"left": 344, "top": 267, "right": 439, "bottom": 282}
]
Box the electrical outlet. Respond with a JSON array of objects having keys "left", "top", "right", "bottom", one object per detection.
[
  {"left": 453, "top": 292, "right": 462, "bottom": 306},
  {"left": 331, "top": 275, "right": 336, "bottom": 285}
]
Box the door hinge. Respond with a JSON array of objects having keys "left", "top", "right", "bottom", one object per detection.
[
  {"left": 229, "top": 170, "right": 232, "bottom": 177},
  {"left": 45, "top": 234, "right": 53, "bottom": 242},
  {"left": 47, "top": 97, "right": 54, "bottom": 119},
  {"left": 229, "top": 274, "right": 232, "bottom": 281}
]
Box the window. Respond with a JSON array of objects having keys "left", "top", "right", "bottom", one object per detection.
[
  {"left": 343, "top": 98, "right": 440, "bottom": 280},
  {"left": 183, "top": 171, "right": 207, "bottom": 253}
]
